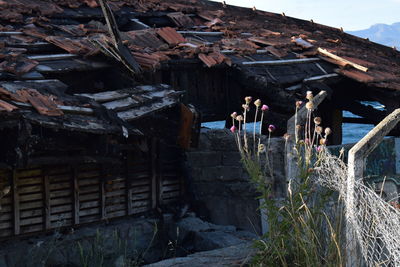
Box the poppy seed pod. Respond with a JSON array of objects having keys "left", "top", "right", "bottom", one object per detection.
[
  {"left": 254, "top": 99, "right": 261, "bottom": 107},
  {"left": 305, "top": 101, "right": 314, "bottom": 110},
  {"left": 245, "top": 96, "right": 252, "bottom": 104},
  {"left": 325, "top": 127, "right": 332, "bottom": 136},
  {"left": 314, "top": 117, "right": 322, "bottom": 125},
  {"left": 231, "top": 112, "right": 237, "bottom": 119},
  {"left": 306, "top": 91, "right": 313, "bottom": 100}
]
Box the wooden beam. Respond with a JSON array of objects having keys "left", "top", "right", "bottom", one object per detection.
[
  {"left": 242, "top": 57, "right": 321, "bottom": 66},
  {"left": 150, "top": 138, "right": 158, "bottom": 209},
  {"left": 100, "top": 169, "right": 106, "bottom": 220},
  {"left": 27, "top": 54, "right": 78, "bottom": 61},
  {"left": 303, "top": 73, "right": 339, "bottom": 82},
  {"left": 12, "top": 170, "right": 20, "bottom": 235},
  {"left": 43, "top": 170, "right": 51, "bottom": 230},
  {"left": 317, "top": 48, "right": 369, "bottom": 72},
  {"left": 177, "top": 31, "right": 224, "bottom": 36},
  {"left": 72, "top": 167, "right": 79, "bottom": 225}
]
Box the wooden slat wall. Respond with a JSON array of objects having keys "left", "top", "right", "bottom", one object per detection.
[
  {"left": 0, "top": 169, "right": 12, "bottom": 238},
  {"left": 159, "top": 144, "right": 182, "bottom": 205},
  {"left": 0, "top": 143, "right": 183, "bottom": 239}
]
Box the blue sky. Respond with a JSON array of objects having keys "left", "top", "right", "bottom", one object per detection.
[{"left": 214, "top": 0, "right": 400, "bottom": 30}]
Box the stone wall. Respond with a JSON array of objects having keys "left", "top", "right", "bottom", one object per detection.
[{"left": 186, "top": 129, "right": 286, "bottom": 234}]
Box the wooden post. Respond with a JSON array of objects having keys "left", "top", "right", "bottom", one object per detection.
[
  {"left": 12, "top": 170, "right": 20, "bottom": 235},
  {"left": 43, "top": 169, "right": 51, "bottom": 230},
  {"left": 99, "top": 165, "right": 106, "bottom": 220},
  {"left": 72, "top": 167, "right": 79, "bottom": 225},
  {"left": 346, "top": 108, "right": 400, "bottom": 266},
  {"left": 126, "top": 155, "right": 133, "bottom": 215},
  {"left": 150, "top": 138, "right": 159, "bottom": 209}
]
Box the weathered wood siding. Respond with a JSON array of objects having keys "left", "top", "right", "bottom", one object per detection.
[{"left": 0, "top": 142, "right": 182, "bottom": 239}]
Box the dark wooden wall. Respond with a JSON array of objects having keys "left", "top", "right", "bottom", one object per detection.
[{"left": 0, "top": 140, "right": 182, "bottom": 239}]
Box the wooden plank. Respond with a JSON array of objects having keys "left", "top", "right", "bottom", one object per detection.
[
  {"left": 105, "top": 196, "right": 125, "bottom": 205},
  {"left": 79, "top": 185, "right": 100, "bottom": 194},
  {"left": 80, "top": 201, "right": 99, "bottom": 210},
  {"left": 117, "top": 97, "right": 177, "bottom": 121},
  {"left": 0, "top": 213, "right": 12, "bottom": 222},
  {"left": 19, "top": 193, "right": 43, "bottom": 202},
  {"left": 79, "top": 215, "right": 99, "bottom": 224},
  {"left": 0, "top": 229, "right": 13, "bottom": 237},
  {"left": 18, "top": 185, "right": 43, "bottom": 194},
  {"left": 76, "top": 91, "right": 129, "bottom": 103},
  {"left": 72, "top": 167, "right": 79, "bottom": 225},
  {"left": 131, "top": 192, "right": 150, "bottom": 201},
  {"left": 44, "top": 171, "right": 50, "bottom": 230},
  {"left": 102, "top": 97, "right": 139, "bottom": 111},
  {"left": 20, "top": 216, "right": 43, "bottom": 226},
  {"left": 79, "top": 207, "right": 99, "bottom": 216},
  {"left": 104, "top": 189, "right": 125, "bottom": 197},
  {"left": 17, "top": 177, "right": 42, "bottom": 186},
  {"left": 27, "top": 54, "right": 78, "bottom": 61},
  {"left": 79, "top": 193, "right": 100, "bottom": 202},
  {"left": 50, "top": 189, "right": 72, "bottom": 199},
  {"left": 241, "top": 57, "right": 321, "bottom": 66},
  {"left": 50, "top": 197, "right": 72, "bottom": 206},
  {"left": 51, "top": 204, "right": 72, "bottom": 214},
  {"left": 20, "top": 224, "right": 43, "bottom": 234},
  {"left": 100, "top": 168, "right": 106, "bottom": 220},
  {"left": 317, "top": 48, "right": 368, "bottom": 72},
  {"left": 0, "top": 221, "right": 12, "bottom": 229},
  {"left": 131, "top": 206, "right": 151, "bottom": 214},
  {"left": 151, "top": 139, "right": 158, "bottom": 209},
  {"left": 78, "top": 178, "right": 100, "bottom": 187},
  {"left": 106, "top": 210, "right": 126, "bottom": 218},
  {"left": 51, "top": 213, "right": 72, "bottom": 221},
  {"left": 20, "top": 200, "right": 42, "bottom": 210},
  {"left": 105, "top": 203, "right": 126, "bottom": 213},
  {"left": 20, "top": 209, "right": 43, "bottom": 219},
  {"left": 12, "top": 170, "right": 20, "bottom": 235},
  {"left": 49, "top": 182, "right": 71, "bottom": 190},
  {"left": 177, "top": 31, "right": 223, "bottom": 36},
  {"left": 303, "top": 73, "right": 339, "bottom": 82},
  {"left": 15, "top": 169, "right": 41, "bottom": 178}
]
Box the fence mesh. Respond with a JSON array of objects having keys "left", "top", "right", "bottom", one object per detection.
[{"left": 315, "top": 150, "right": 400, "bottom": 266}]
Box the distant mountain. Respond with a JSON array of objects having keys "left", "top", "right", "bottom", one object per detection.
[{"left": 348, "top": 22, "right": 400, "bottom": 48}]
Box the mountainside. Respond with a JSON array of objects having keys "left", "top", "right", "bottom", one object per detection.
[{"left": 348, "top": 22, "right": 400, "bottom": 47}]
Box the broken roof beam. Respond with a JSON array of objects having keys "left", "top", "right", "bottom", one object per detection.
[
  {"left": 317, "top": 48, "right": 369, "bottom": 72},
  {"left": 303, "top": 73, "right": 339, "bottom": 82},
  {"left": 27, "top": 54, "right": 79, "bottom": 61},
  {"left": 241, "top": 57, "right": 321, "bottom": 66},
  {"left": 177, "top": 31, "right": 224, "bottom": 36}
]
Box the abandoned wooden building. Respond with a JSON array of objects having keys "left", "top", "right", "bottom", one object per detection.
[{"left": 0, "top": 0, "right": 400, "bottom": 240}]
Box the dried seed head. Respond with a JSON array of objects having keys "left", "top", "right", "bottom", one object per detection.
[
  {"left": 236, "top": 115, "right": 244, "bottom": 121},
  {"left": 245, "top": 96, "right": 252, "bottom": 104},
  {"left": 230, "top": 112, "right": 237, "bottom": 119},
  {"left": 261, "top": 104, "right": 269, "bottom": 111},
  {"left": 296, "top": 101, "right": 303, "bottom": 108},
  {"left": 254, "top": 99, "right": 261, "bottom": 107},
  {"left": 242, "top": 104, "right": 249, "bottom": 111},
  {"left": 306, "top": 91, "right": 313, "bottom": 100},
  {"left": 305, "top": 101, "right": 314, "bottom": 110},
  {"left": 268, "top": 124, "right": 276, "bottom": 133},
  {"left": 258, "top": 144, "right": 266, "bottom": 153},
  {"left": 320, "top": 138, "right": 327, "bottom": 145},
  {"left": 230, "top": 125, "right": 237, "bottom": 133},
  {"left": 283, "top": 133, "right": 290, "bottom": 141},
  {"left": 315, "top": 126, "right": 323, "bottom": 134},
  {"left": 314, "top": 117, "right": 322, "bottom": 125},
  {"left": 325, "top": 127, "right": 332, "bottom": 136}
]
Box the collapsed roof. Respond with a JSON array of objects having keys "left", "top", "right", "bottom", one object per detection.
[{"left": 0, "top": 0, "right": 399, "bottom": 141}]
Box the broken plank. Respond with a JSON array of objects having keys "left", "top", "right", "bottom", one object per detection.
[
  {"left": 177, "top": 31, "right": 224, "bottom": 36},
  {"left": 27, "top": 54, "right": 79, "bottom": 61},
  {"left": 317, "top": 48, "right": 369, "bottom": 72},
  {"left": 242, "top": 57, "right": 320, "bottom": 66},
  {"left": 102, "top": 97, "right": 139, "bottom": 111},
  {"left": 117, "top": 97, "right": 177, "bottom": 121},
  {"left": 76, "top": 91, "right": 130, "bottom": 103},
  {"left": 303, "top": 73, "right": 339, "bottom": 82}
]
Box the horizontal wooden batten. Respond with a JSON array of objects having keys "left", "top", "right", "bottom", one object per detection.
[{"left": 241, "top": 57, "right": 321, "bottom": 66}]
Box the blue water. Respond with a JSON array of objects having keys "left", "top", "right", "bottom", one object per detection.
[{"left": 202, "top": 102, "right": 384, "bottom": 145}]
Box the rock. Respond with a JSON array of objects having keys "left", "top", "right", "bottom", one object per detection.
[{"left": 144, "top": 242, "right": 255, "bottom": 267}]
